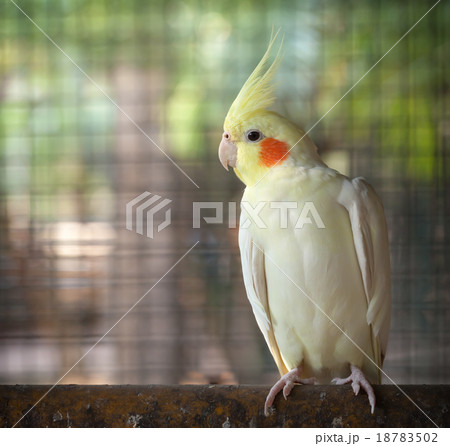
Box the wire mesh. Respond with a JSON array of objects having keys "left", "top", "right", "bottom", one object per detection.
[{"left": 0, "top": 0, "right": 449, "bottom": 387}]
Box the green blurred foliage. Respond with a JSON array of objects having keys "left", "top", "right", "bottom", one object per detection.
[{"left": 0, "top": 0, "right": 448, "bottom": 219}]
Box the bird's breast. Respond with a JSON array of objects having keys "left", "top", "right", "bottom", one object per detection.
[{"left": 239, "top": 171, "right": 376, "bottom": 379}]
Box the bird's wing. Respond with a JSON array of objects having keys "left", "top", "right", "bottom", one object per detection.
[
  {"left": 238, "top": 216, "right": 289, "bottom": 376},
  {"left": 338, "top": 177, "right": 392, "bottom": 370}
]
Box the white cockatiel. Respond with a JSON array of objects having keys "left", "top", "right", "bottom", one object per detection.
[{"left": 218, "top": 34, "right": 391, "bottom": 415}]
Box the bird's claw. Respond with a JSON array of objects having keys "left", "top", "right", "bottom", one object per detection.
[
  {"left": 332, "top": 365, "right": 376, "bottom": 414},
  {"left": 352, "top": 381, "right": 361, "bottom": 396},
  {"left": 264, "top": 367, "right": 317, "bottom": 416}
]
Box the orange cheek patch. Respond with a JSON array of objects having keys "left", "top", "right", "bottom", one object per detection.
[{"left": 259, "top": 138, "right": 290, "bottom": 167}]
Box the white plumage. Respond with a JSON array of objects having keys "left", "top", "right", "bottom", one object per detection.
[
  {"left": 219, "top": 33, "right": 391, "bottom": 414},
  {"left": 238, "top": 164, "right": 391, "bottom": 413}
]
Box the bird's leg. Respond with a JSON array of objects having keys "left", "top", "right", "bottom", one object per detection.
[
  {"left": 332, "top": 364, "right": 376, "bottom": 414},
  {"left": 264, "top": 365, "right": 318, "bottom": 416}
]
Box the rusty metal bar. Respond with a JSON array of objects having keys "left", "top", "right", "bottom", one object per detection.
[{"left": 0, "top": 385, "right": 448, "bottom": 428}]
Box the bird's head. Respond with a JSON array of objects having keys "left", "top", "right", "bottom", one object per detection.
[{"left": 219, "top": 32, "right": 323, "bottom": 187}]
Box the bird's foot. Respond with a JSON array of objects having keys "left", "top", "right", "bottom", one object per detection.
[
  {"left": 264, "top": 366, "right": 318, "bottom": 416},
  {"left": 332, "top": 364, "right": 376, "bottom": 414}
]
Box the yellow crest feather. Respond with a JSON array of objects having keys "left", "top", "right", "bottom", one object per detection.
[{"left": 225, "top": 30, "right": 283, "bottom": 129}]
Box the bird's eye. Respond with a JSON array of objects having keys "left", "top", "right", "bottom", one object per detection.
[{"left": 245, "top": 129, "right": 263, "bottom": 143}]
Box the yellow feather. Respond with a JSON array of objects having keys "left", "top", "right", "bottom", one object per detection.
[{"left": 225, "top": 30, "right": 283, "bottom": 130}]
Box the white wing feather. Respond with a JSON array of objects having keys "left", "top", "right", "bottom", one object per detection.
[
  {"left": 338, "top": 177, "right": 392, "bottom": 366},
  {"left": 238, "top": 213, "right": 289, "bottom": 376}
]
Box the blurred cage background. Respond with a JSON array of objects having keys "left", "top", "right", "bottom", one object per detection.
[{"left": 0, "top": 0, "right": 449, "bottom": 386}]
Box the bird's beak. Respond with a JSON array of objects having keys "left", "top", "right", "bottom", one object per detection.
[{"left": 218, "top": 131, "right": 237, "bottom": 171}]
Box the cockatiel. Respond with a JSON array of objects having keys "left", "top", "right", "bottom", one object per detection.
[{"left": 218, "top": 34, "right": 391, "bottom": 416}]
